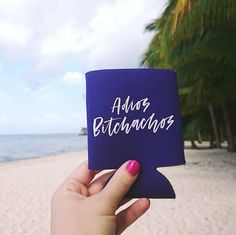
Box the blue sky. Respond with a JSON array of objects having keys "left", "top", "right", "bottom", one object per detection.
[{"left": 0, "top": 0, "right": 166, "bottom": 134}]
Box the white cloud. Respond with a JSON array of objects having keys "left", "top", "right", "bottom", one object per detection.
[
  {"left": 84, "top": 0, "right": 165, "bottom": 69},
  {"left": 20, "top": 85, "right": 65, "bottom": 103},
  {"left": 36, "top": 57, "right": 60, "bottom": 71},
  {"left": 21, "top": 84, "right": 51, "bottom": 95},
  {"left": 0, "top": 0, "right": 167, "bottom": 134},
  {"left": 40, "top": 21, "right": 81, "bottom": 57},
  {"left": 37, "top": 0, "right": 163, "bottom": 69},
  {"left": 0, "top": 20, "right": 32, "bottom": 47},
  {"left": 0, "top": 92, "right": 11, "bottom": 102},
  {"left": 61, "top": 71, "right": 84, "bottom": 85},
  {"left": 0, "top": 112, "right": 86, "bottom": 134},
  {"left": 0, "top": 0, "right": 166, "bottom": 69},
  {"left": 70, "top": 112, "right": 87, "bottom": 127},
  {"left": 31, "top": 112, "right": 86, "bottom": 132},
  {"left": 0, "top": 114, "right": 12, "bottom": 126},
  {"left": 33, "top": 113, "right": 62, "bottom": 126}
]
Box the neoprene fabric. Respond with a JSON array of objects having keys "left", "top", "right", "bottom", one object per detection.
[{"left": 86, "top": 69, "right": 185, "bottom": 198}]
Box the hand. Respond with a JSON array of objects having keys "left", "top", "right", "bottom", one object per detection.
[{"left": 51, "top": 160, "right": 150, "bottom": 235}]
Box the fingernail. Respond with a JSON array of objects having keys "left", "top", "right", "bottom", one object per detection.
[{"left": 125, "top": 160, "right": 140, "bottom": 176}]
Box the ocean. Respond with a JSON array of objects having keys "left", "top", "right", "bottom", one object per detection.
[{"left": 0, "top": 134, "right": 87, "bottom": 163}]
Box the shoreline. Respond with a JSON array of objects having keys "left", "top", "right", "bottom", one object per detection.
[
  {"left": 0, "top": 140, "right": 229, "bottom": 167},
  {"left": 0, "top": 133, "right": 87, "bottom": 166},
  {"left": 0, "top": 150, "right": 88, "bottom": 169}
]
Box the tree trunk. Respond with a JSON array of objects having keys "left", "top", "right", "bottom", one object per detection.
[
  {"left": 208, "top": 133, "right": 215, "bottom": 148},
  {"left": 191, "top": 139, "right": 197, "bottom": 149},
  {"left": 197, "top": 130, "right": 202, "bottom": 144},
  {"left": 190, "top": 128, "right": 197, "bottom": 148},
  {"left": 219, "top": 125, "right": 225, "bottom": 143},
  {"left": 221, "top": 102, "right": 235, "bottom": 152},
  {"left": 208, "top": 104, "right": 221, "bottom": 148}
]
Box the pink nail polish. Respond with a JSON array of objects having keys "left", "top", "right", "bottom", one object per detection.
[{"left": 125, "top": 160, "right": 140, "bottom": 176}]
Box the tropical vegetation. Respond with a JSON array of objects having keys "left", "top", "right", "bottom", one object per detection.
[{"left": 142, "top": 0, "right": 236, "bottom": 151}]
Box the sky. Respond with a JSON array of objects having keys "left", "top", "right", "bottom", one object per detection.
[{"left": 0, "top": 0, "right": 167, "bottom": 134}]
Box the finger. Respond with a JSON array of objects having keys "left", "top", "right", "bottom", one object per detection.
[
  {"left": 116, "top": 198, "right": 150, "bottom": 234},
  {"left": 102, "top": 160, "right": 141, "bottom": 209},
  {"left": 118, "top": 198, "right": 132, "bottom": 208},
  {"left": 66, "top": 160, "right": 100, "bottom": 186},
  {"left": 88, "top": 171, "right": 115, "bottom": 195}
]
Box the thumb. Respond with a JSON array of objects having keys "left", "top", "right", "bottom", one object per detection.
[{"left": 102, "top": 160, "right": 141, "bottom": 209}]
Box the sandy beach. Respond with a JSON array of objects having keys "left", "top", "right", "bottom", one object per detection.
[{"left": 0, "top": 149, "right": 236, "bottom": 235}]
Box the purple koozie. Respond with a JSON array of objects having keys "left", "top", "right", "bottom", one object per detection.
[{"left": 86, "top": 68, "right": 185, "bottom": 198}]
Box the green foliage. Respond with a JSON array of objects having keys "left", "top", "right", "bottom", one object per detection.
[{"left": 142, "top": 0, "right": 236, "bottom": 149}]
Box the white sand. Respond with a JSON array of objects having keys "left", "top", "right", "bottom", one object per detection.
[{"left": 0, "top": 149, "right": 236, "bottom": 235}]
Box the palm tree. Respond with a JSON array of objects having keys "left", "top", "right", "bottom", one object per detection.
[{"left": 142, "top": 0, "right": 236, "bottom": 151}]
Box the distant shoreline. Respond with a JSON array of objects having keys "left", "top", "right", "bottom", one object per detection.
[
  {"left": 0, "top": 150, "right": 87, "bottom": 168},
  {"left": 0, "top": 141, "right": 230, "bottom": 167},
  {"left": 0, "top": 134, "right": 87, "bottom": 164},
  {"left": 0, "top": 140, "right": 229, "bottom": 166}
]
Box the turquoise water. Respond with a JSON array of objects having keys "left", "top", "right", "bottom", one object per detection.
[{"left": 0, "top": 133, "right": 87, "bottom": 163}]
